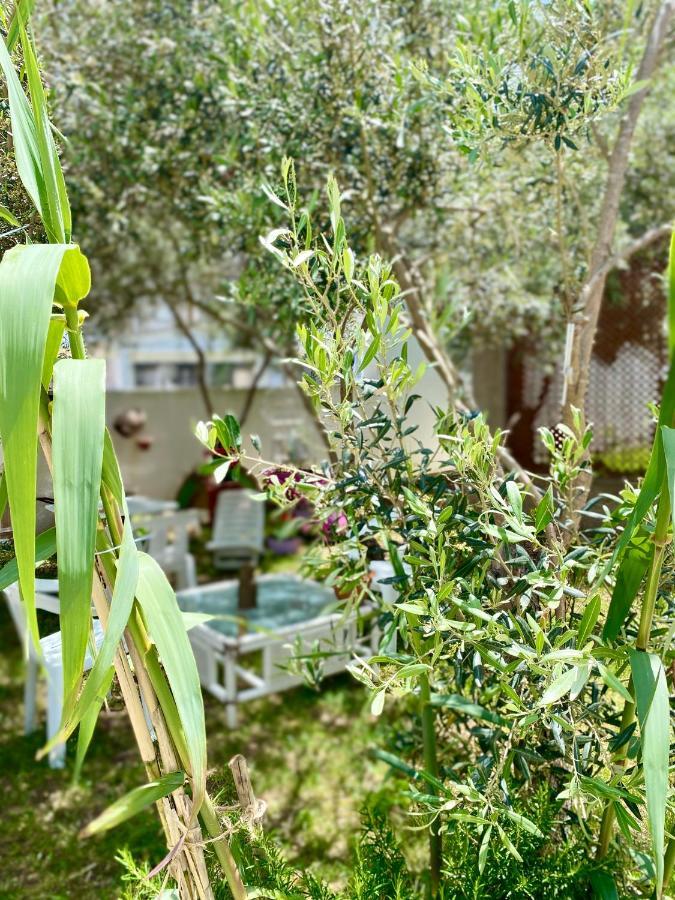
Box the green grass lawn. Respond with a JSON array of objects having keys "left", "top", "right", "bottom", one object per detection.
[{"left": 0, "top": 598, "right": 388, "bottom": 898}]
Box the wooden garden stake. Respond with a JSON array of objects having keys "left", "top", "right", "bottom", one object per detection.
[{"left": 229, "top": 753, "right": 266, "bottom": 827}]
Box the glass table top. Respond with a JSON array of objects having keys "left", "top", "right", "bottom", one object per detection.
[{"left": 177, "top": 575, "right": 338, "bottom": 637}]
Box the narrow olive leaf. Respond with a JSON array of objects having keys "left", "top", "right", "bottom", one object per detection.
[
  {"left": 80, "top": 771, "right": 185, "bottom": 838},
  {"left": 505, "top": 480, "right": 523, "bottom": 522},
  {"left": 53, "top": 358, "right": 106, "bottom": 712},
  {"left": 496, "top": 823, "right": 522, "bottom": 862},
  {"left": 41, "top": 316, "right": 65, "bottom": 390},
  {"left": 478, "top": 825, "right": 492, "bottom": 874},
  {"left": 135, "top": 553, "right": 206, "bottom": 818},
  {"left": 0, "top": 243, "right": 76, "bottom": 649},
  {"left": 630, "top": 650, "right": 670, "bottom": 893},
  {"left": 534, "top": 484, "right": 554, "bottom": 533},
  {"left": 371, "top": 690, "right": 385, "bottom": 716},
  {"left": 0, "top": 525, "right": 56, "bottom": 591},
  {"left": 503, "top": 808, "right": 543, "bottom": 838},
  {"left": 538, "top": 667, "right": 577, "bottom": 706},
  {"left": 569, "top": 661, "right": 591, "bottom": 700},
  {"left": 430, "top": 693, "right": 507, "bottom": 726},
  {"left": 577, "top": 594, "right": 601, "bottom": 647},
  {"left": 39, "top": 519, "right": 139, "bottom": 756}
]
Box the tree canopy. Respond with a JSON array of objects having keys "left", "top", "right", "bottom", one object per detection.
[{"left": 10, "top": 0, "right": 674, "bottom": 404}]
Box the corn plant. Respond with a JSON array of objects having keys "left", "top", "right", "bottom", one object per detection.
[
  {"left": 201, "top": 161, "right": 674, "bottom": 898},
  {"left": 0, "top": 12, "right": 245, "bottom": 898}
]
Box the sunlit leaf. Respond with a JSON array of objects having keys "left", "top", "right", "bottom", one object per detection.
[
  {"left": 0, "top": 243, "right": 80, "bottom": 649},
  {"left": 0, "top": 204, "right": 20, "bottom": 227},
  {"left": 135, "top": 553, "right": 206, "bottom": 818},
  {"left": 661, "top": 424, "right": 675, "bottom": 534},
  {"left": 41, "top": 316, "right": 65, "bottom": 389},
  {"left": 53, "top": 358, "right": 106, "bottom": 711},
  {"left": 603, "top": 533, "right": 652, "bottom": 641},
  {"left": 80, "top": 771, "right": 185, "bottom": 837},
  {"left": 630, "top": 650, "right": 670, "bottom": 892},
  {"left": 18, "top": 20, "right": 71, "bottom": 242},
  {"left": 5, "top": 0, "right": 36, "bottom": 53},
  {"left": 40, "top": 518, "right": 139, "bottom": 755},
  {"left": 538, "top": 667, "right": 577, "bottom": 706},
  {"left": 73, "top": 666, "right": 114, "bottom": 782},
  {"left": 0, "top": 525, "right": 56, "bottom": 591}
]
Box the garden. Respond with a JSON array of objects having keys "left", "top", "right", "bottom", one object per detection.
[{"left": 0, "top": 1, "right": 674, "bottom": 898}]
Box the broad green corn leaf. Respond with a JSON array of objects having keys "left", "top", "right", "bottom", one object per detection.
[
  {"left": 54, "top": 247, "right": 90, "bottom": 307},
  {"left": 590, "top": 872, "right": 619, "bottom": 900},
  {"left": 603, "top": 533, "right": 652, "bottom": 641},
  {"left": 53, "top": 358, "right": 106, "bottom": 711},
  {"left": 596, "top": 662, "right": 633, "bottom": 704},
  {"left": 18, "top": 20, "right": 71, "bottom": 242},
  {"left": 668, "top": 230, "right": 675, "bottom": 360},
  {"left": 0, "top": 470, "right": 6, "bottom": 520},
  {"left": 102, "top": 429, "right": 125, "bottom": 510},
  {"left": 0, "top": 243, "right": 81, "bottom": 649},
  {"left": 602, "top": 231, "right": 675, "bottom": 624},
  {"left": 661, "top": 425, "right": 675, "bottom": 533},
  {"left": 0, "top": 28, "right": 42, "bottom": 219},
  {"left": 0, "top": 204, "right": 20, "bottom": 227},
  {"left": 73, "top": 665, "right": 114, "bottom": 783},
  {"left": 630, "top": 650, "right": 670, "bottom": 893},
  {"left": 0, "top": 28, "right": 67, "bottom": 241},
  {"left": 136, "top": 553, "right": 206, "bottom": 818},
  {"left": 40, "top": 518, "right": 139, "bottom": 755},
  {"left": 142, "top": 642, "right": 192, "bottom": 772},
  {"left": 80, "top": 771, "right": 185, "bottom": 838},
  {"left": 41, "top": 316, "right": 65, "bottom": 389},
  {"left": 181, "top": 611, "right": 216, "bottom": 631},
  {"left": 6, "top": 0, "right": 36, "bottom": 53},
  {"left": 0, "top": 525, "right": 56, "bottom": 591}
]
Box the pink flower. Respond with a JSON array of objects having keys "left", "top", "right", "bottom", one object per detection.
[{"left": 322, "top": 510, "right": 348, "bottom": 538}]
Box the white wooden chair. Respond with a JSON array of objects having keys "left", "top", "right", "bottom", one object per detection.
[
  {"left": 207, "top": 491, "right": 265, "bottom": 571},
  {"left": 3, "top": 583, "right": 104, "bottom": 768},
  {"left": 369, "top": 560, "right": 398, "bottom": 605},
  {"left": 146, "top": 509, "right": 200, "bottom": 590}
]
